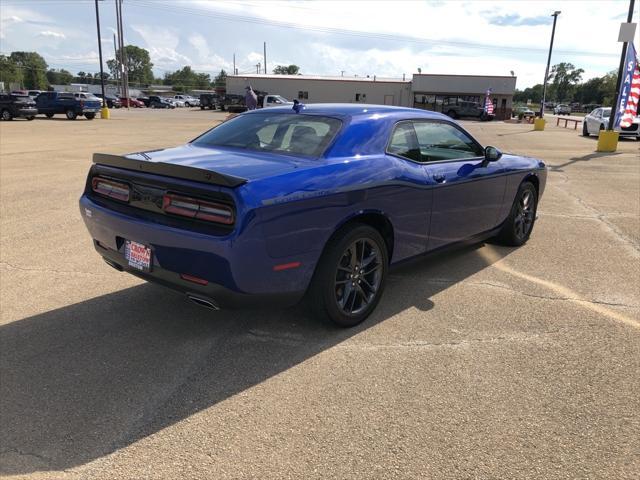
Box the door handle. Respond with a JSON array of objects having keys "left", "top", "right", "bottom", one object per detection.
[{"left": 433, "top": 173, "right": 446, "bottom": 183}]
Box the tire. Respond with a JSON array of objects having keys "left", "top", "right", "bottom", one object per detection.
[
  {"left": 1, "top": 109, "right": 12, "bottom": 121},
  {"left": 151, "top": 104, "right": 156, "bottom": 109},
  {"left": 582, "top": 121, "right": 589, "bottom": 137},
  {"left": 495, "top": 182, "right": 538, "bottom": 247},
  {"left": 65, "top": 109, "right": 77, "bottom": 120},
  {"left": 599, "top": 124, "right": 605, "bottom": 132},
  {"left": 447, "top": 110, "right": 458, "bottom": 119},
  {"left": 85, "top": 113, "right": 95, "bottom": 120},
  {"left": 45, "top": 113, "right": 54, "bottom": 118},
  {"left": 308, "top": 224, "right": 389, "bottom": 327},
  {"left": 27, "top": 116, "right": 35, "bottom": 121},
  {"left": 200, "top": 105, "right": 205, "bottom": 110}
]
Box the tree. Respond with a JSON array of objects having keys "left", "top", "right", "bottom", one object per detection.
[
  {"left": 46, "top": 68, "right": 74, "bottom": 85},
  {"left": 514, "top": 84, "right": 543, "bottom": 104},
  {"left": 163, "top": 66, "right": 211, "bottom": 92},
  {"left": 0, "top": 55, "right": 23, "bottom": 87},
  {"left": 214, "top": 69, "right": 227, "bottom": 89},
  {"left": 273, "top": 64, "right": 300, "bottom": 75},
  {"left": 599, "top": 70, "right": 618, "bottom": 106},
  {"left": 76, "top": 71, "right": 89, "bottom": 83},
  {"left": 548, "top": 62, "right": 584, "bottom": 102},
  {"left": 107, "top": 45, "right": 154, "bottom": 86},
  {"left": 9, "top": 51, "right": 48, "bottom": 89}
]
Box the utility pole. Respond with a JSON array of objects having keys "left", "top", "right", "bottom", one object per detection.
[
  {"left": 115, "top": 0, "right": 129, "bottom": 105},
  {"left": 94, "top": 0, "right": 108, "bottom": 118},
  {"left": 113, "top": 33, "right": 119, "bottom": 95},
  {"left": 256, "top": 63, "right": 261, "bottom": 74},
  {"left": 263, "top": 42, "right": 267, "bottom": 74},
  {"left": 539, "top": 11, "right": 560, "bottom": 118},
  {"left": 114, "top": 0, "right": 122, "bottom": 96},
  {"left": 607, "top": 0, "right": 636, "bottom": 131},
  {"left": 233, "top": 53, "right": 236, "bottom": 76}
]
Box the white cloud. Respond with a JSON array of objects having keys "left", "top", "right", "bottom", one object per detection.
[{"left": 38, "top": 30, "right": 65, "bottom": 39}]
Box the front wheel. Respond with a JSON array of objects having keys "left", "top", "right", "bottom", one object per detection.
[
  {"left": 308, "top": 224, "right": 388, "bottom": 327},
  {"left": 582, "top": 121, "right": 589, "bottom": 137},
  {"left": 495, "top": 182, "right": 538, "bottom": 247},
  {"left": 85, "top": 113, "right": 95, "bottom": 120},
  {"left": 1, "top": 109, "right": 12, "bottom": 121},
  {"left": 27, "top": 116, "right": 35, "bottom": 121},
  {"left": 45, "top": 113, "right": 54, "bottom": 118}
]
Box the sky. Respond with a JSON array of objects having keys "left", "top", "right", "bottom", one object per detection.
[{"left": 0, "top": 0, "right": 635, "bottom": 89}]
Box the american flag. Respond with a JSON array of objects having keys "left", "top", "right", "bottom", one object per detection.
[
  {"left": 617, "top": 43, "right": 639, "bottom": 129},
  {"left": 484, "top": 88, "right": 494, "bottom": 115}
]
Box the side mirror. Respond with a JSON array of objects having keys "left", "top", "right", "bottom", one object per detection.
[{"left": 484, "top": 146, "right": 502, "bottom": 162}]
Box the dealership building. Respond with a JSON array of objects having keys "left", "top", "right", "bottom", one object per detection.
[{"left": 226, "top": 73, "right": 517, "bottom": 119}]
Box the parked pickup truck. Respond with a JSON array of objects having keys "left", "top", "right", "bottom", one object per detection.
[{"left": 36, "top": 91, "right": 102, "bottom": 120}]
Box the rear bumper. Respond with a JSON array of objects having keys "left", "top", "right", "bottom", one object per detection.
[
  {"left": 79, "top": 195, "right": 311, "bottom": 308},
  {"left": 96, "top": 242, "right": 303, "bottom": 309}
]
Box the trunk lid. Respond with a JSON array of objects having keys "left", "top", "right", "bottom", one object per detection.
[{"left": 126, "top": 144, "right": 311, "bottom": 183}]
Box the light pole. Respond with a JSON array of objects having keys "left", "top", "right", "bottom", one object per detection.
[
  {"left": 94, "top": 0, "right": 109, "bottom": 118},
  {"left": 539, "top": 11, "right": 560, "bottom": 118}
]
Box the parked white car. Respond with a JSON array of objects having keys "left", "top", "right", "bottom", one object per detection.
[
  {"left": 554, "top": 104, "right": 571, "bottom": 115},
  {"left": 173, "top": 95, "right": 198, "bottom": 107},
  {"left": 583, "top": 107, "right": 640, "bottom": 139}
]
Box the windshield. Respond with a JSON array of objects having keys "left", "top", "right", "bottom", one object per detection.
[{"left": 193, "top": 113, "right": 342, "bottom": 158}]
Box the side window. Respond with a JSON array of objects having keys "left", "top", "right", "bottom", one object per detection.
[
  {"left": 413, "top": 121, "right": 483, "bottom": 162},
  {"left": 387, "top": 122, "right": 420, "bottom": 162}
]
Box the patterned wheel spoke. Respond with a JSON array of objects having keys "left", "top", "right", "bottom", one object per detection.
[{"left": 334, "top": 237, "right": 383, "bottom": 316}]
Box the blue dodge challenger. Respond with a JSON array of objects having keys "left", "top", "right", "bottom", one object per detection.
[{"left": 80, "top": 104, "right": 546, "bottom": 326}]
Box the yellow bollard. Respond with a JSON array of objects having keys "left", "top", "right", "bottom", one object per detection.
[
  {"left": 596, "top": 130, "right": 619, "bottom": 152},
  {"left": 100, "top": 107, "right": 110, "bottom": 119},
  {"left": 533, "top": 118, "right": 545, "bottom": 131}
]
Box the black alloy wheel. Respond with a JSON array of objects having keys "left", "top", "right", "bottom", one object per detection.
[
  {"left": 334, "top": 238, "right": 384, "bottom": 316},
  {"left": 308, "top": 224, "right": 388, "bottom": 327},
  {"left": 496, "top": 182, "right": 538, "bottom": 247}
]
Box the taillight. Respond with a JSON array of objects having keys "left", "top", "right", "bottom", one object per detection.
[
  {"left": 162, "top": 193, "right": 234, "bottom": 225},
  {"left": 91, "top": 176, "right": 130, "bottom": 202}
]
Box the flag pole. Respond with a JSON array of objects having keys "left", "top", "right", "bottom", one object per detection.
[
  {"left": 597, "top": 0, "right": 636, "bottom": 152},
  {"left": 607, "top": 0, "right": 636, "bottom": 131}
]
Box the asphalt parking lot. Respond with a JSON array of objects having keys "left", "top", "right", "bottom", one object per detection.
[{"left": 1, "top": 109, "right": 638, "bottom": 479}]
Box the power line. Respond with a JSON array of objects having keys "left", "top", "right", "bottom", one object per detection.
[{"left": 131, "top": 0, "right": 616, "bottom": 59}]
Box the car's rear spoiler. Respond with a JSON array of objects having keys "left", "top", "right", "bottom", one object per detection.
[{"left": 92, "top": 153, "right": 247, "bottom": 188}]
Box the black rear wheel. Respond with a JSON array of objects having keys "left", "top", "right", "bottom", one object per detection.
[
  {"left": 1, "top": 109, "right": 12, "bottom": 121},
  {"left": 496, "top": 182, "right": 538, "bottom": 247},
  {"left": 65, "top": 109, "right": 77, "bottom": 120},
  {"left": 45, "top": 113, "right": 54, "bottom": 118},
  {"left": 308, "top": 224, "right": 388, "bottom": 327}
]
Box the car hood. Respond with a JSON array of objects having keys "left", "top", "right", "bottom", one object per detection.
[{"left": 126, "top": 144, "right": 312, "bottom": 182}]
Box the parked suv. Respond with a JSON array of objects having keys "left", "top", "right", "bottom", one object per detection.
[
  {"left": 199, "top": 93, "right": 220, "bottom": 110},
  {"left": 0, "top": 93, "right": 38, "bottom": 120},
  {"left": 444, "top": 98, "right": 493, "bottom": 120},
  {"left": 554, "top": 104, "right": 571, "bottom": 115},
  {"left": 148, "top": 96, "right": 175, "bottom": 109},
  {"left": 95, "top": 93, "right": 122, "bottom": 109}
]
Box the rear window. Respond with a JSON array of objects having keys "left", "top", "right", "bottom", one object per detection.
[{"left": 193, "top": 113, "right": 342, "bottom": 158}]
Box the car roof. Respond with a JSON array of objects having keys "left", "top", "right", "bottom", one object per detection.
[{"left": 244, "top": 103, "right": 451, "bottom": 120}]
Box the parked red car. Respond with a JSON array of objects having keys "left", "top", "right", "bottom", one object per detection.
[{"left": 119, "top": 97, "right": 145, "bottom": 108}]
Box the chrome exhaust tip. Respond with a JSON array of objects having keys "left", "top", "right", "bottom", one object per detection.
[{"left": 187, "top": 294, "right": 220, "bottom": 310}]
